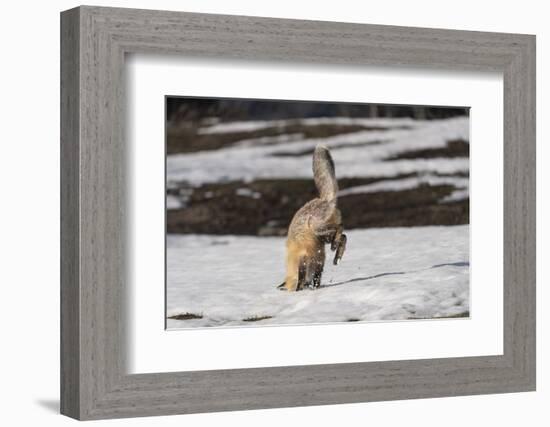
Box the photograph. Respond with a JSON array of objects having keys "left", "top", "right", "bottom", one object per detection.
[{"left": 165, "top": 96, "right": 470, "bottom": 329}]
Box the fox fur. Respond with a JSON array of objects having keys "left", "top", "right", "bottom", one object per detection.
[{"left": 280, "top": 145, "right": 347, "bottom": 291}]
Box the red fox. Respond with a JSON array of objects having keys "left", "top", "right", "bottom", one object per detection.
[{"left": 279, "top": 145, "right": 347, "bottom": 291}]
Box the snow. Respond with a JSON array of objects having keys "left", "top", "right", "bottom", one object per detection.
[
  {"left": 440, "top": 188, "right": 470, "bottom": 203},
  {"left": 167, "top": 116, "right": 469, "bottom": 186},
  {"left": 167, "top": 225, "right": 470, "bottom": 329},
  {"left": 166, "top": 188, "right": 193, "bottom": 210},
  {"left": 166, "top": 194, "right": 184, "bottom": 209},
  {"left": 235, "top": 133, "right": 304, "bottom": 148},
  {"left": 298, "top": 117, "right": 418, "bottom": 127},
  {"left": 235, "top": 187, "right": 262, "bottom": 199},
  {"left": 166, "top": 116, "right": 470, "bottom": 328},
  {"left": 198, "top": 120, "right": 286, "bottom": 134}
]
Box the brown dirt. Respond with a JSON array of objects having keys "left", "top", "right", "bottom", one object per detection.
[
  {"left": 242, "top": 315, "right": 274, "bottom": 322},
  {"left": 168, "top": 313, "right": 203, "bottom": 320},
  {"left": 385, "top": 139, "right": 469, "bottom": 161},
  {"left": 167, "top": 174, "right": 469, "bottom": 236},
  {"left": 407, "top": 311, "right": 470, "bottom": 320}
]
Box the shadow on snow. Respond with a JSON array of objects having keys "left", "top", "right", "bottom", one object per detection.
[{"left": 323, "top": 261, "right": 469, "bottom": 288}]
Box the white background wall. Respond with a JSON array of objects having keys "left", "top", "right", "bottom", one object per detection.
[{"left": 0, "top": 0, "right": 546, "bottom": 425}]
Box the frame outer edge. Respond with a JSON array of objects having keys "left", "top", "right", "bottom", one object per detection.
[
  {"left": 519, "top": 34, "right": 536, "bottom": 389},
  {"left": 527, "top": 35, "right": 536, "bottom": 390},
  {"left": 60, "top": 6, "right": 82, "bottom": 420},
  {"left": 60, "top": 6, "right": 537, "bottom": 420},
  {"left": 502, "top": 34, "right": 536, "bottom": 391}
]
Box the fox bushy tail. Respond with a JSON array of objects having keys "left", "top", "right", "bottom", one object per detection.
[{"left": 313, "top": 145, "right": 338, "bottom": 201}]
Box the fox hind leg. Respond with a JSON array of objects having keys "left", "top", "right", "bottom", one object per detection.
[
  {"left": 316, "top": 223, "right": 338, "bottom": 244},
  {"left": 309, "top": 245, "right": 325, "bottom": 289},
  {"left": 333, "top": 233, "right": 347, "bottom": 265},
  {"left": 330, "top": 225, "right": 344, "bottom": 251},
  {"left": 284, "top": 255, "right": 309, "bottom": 292},
  {"left": 295, "top": 257, "right": 308, "bottom": 291},
  {"left": 312, "top": 261, "right": 323, "bottom": 289}
]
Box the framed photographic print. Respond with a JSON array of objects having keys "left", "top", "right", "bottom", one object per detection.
[
  {"left": 164, "top": 96, "right": 471, "bottom": 329},
  {"left": 61, "top": 5, "right": 536, "bottom": 420}
]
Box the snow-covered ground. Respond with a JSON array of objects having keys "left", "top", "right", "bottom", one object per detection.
[
  {"left": 167, "top": 225, "right": 470, "bottom": 329},
  {"left": 167, "top": 116, "right": 469, "bottom": 209},
  {"left": 166, "top": 115, "right": 470, "bottom": 328},
  {"left": 167, "top": 116, "right": 468, "bottom": 186}
]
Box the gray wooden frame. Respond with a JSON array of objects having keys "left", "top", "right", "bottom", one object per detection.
[{"left": 60, "top": 5, "right": 536, "bottom": 421}]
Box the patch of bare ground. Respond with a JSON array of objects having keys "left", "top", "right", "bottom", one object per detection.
[
  {"left": 407, "top": 311, "right": 470, "bottom": 320},
  {"left": 242, "top": 315, "right": 273, "bottom": 322},
  {"left": 270, "top": 139, "right": 391, "bottom": 157},
  {"left": 168, "top": 313, "right": 203, "bottom": 320},
  {"left": 167, "top": 174, "right": 469, "bottom": 235},
  {"left": 385, "top": 139, "right": 469, "bottom": 161}
]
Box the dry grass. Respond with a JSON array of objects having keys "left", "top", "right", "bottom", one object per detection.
[
  {"left": 407, "top": 311, "right": 470, "bottom": 320},
  {"left": 168, "top": 312, "right": 203, "bottom": 320},
  {"left": 242, "top": 315, "right": 273, "bottom": 322}
]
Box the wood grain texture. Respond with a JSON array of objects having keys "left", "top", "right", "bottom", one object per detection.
[
  {"left": 60, "top": 7, "right": 80, "bottom": 419},
  {"left": 60, "top": 5, "right": 536, "bottom": 420}
]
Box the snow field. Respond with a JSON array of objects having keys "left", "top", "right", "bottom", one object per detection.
[{"left": 167, "top": 225, "right": 469, "bottom": 329}]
